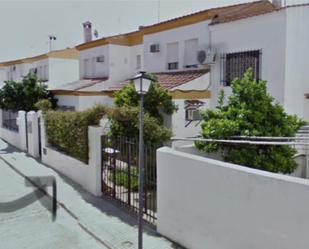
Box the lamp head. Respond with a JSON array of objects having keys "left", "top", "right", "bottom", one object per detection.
[{"left": 132, "top": 71, "right": 152, "bottom": 95}]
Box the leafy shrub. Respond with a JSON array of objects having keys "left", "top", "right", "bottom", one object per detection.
[
  {"left": 114, "top": 80, "right": 177, "bottom": 122},
  {"left": 108, "top": 106, "right": 172, "bottom": 145},
  {"left": 0, "top": 74, "right": 57, "bottom": 111},
  {"left": 35, "top": 99, "right": 53, "bottom": 112},
  {"left": 108, "top": 167, "right": 139, "bottom": 191},
  {"left": 109, "top": 79, "right": 176, "bottom": 144},
  {"left": 44, "top": 105, "right": 107, "bottom": 163},
  {"left": 196, "top": 68, "right": 306, "bottom": 174}
]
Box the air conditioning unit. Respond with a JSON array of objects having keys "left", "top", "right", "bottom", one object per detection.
[
  {"left": 197, "top": 48, "right": 216, "bottom": 65},
  {"left": 187, "top": 109, "right": 201, "bottom": 121},
  {"left": 96, "top": 55, "right": 105, "bottom": 62},
  {"left": 150, "top": 44, "right": 160, "bottom": 53}
]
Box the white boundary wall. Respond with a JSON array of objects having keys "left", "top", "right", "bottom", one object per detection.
[
  {"left": 39, "top": 114, "right": 103, "bottom": 196},
  {"left": 157, "top": 147, "right": 309, "bottom": 249}
]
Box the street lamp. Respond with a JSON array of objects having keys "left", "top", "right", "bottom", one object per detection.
[{"left": 132, "top": 71, "right": 152, "bottom": 249}]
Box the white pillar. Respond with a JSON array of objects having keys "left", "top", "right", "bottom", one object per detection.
[
  {"left": 27, "top": 111, "right": 40, "bottom": 158},
  {"left": 17, "top": 110, "right": 27, "bottom": 151},
  {"left": 88, "top": 126, "right": 104, "bottom": 196}
]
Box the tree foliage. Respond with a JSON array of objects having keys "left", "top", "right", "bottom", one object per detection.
[
  {"left": 196, "top": 68, "right": 306, "bottom": 174},
  {"left": 110, "top": 77, "right": 176, "bottom": 144},
  {"left": 108, "top": 106, "right": 172, "bottom": 145},
  {"left": 114, "top": 77, "right": 177, "bottom": 123},
  {"left": 0, "top": 74, "right": 57, "bottom": 112}
]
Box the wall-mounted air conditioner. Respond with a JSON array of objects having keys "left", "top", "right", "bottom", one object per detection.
[
  {"left": 197, "top": 48, "right": 216, "bottom": 65},
  {"left": 150, "top": 44, "right": 160, "bottom": 53},
  {"left": 96, "top": 55, "right": 105, "bottom": 62}
]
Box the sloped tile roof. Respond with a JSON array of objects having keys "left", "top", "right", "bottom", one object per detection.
[
  {"left": 107, "top": 69, "right": 209, "bottom": 92},
  {"left": 209, "top": 0, "right": 275, "bottom": 25},
  {"left": 50, "top": 78, "right": 107, "bottom": 92}
]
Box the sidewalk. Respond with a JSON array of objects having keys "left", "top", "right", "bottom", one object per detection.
[{"left": 0, "top": 139, "right": 179, "bottom": 249}]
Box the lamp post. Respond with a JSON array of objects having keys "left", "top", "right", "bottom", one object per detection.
[{"left": 132, "top": 71, "right": 152, "bottom": 249}]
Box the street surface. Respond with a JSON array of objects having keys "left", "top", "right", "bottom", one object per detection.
[{"left": 0, "top": 139, "right": 176, "bottom": 249}]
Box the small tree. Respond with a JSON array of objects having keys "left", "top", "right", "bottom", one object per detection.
[
  {"left": 0, "top": 74, "right": 57, "bottom": 112},
  {"left": 110, "top": 76, "right": 177, "bottom": 144},
  {"left": 114, "top": 76, "right": 177, "bottom": 123},
  {"left": 196, "top": 69, "right": 305, "bottom": 174}
]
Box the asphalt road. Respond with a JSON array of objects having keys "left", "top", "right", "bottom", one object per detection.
[{"left": 0, "top": 158, "right": 107, "bottom": 249}]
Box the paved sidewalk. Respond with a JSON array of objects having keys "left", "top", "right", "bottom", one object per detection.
[{"left": 0, "top": 139, "right": 179, "bottom": 249}]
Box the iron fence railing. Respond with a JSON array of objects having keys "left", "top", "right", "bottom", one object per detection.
[
  {"left": 101, "top": 135, "right": 160, "bottom": 224},
  {"left": 2, "top": 110, "right": 18, "bottom": 132}
]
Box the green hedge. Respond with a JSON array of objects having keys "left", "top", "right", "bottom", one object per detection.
[{"left": 44, "top": 105, "right": 107, "bottom": 163}]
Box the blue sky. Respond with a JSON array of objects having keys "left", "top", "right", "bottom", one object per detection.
[{"left": 0, "top": 0, "right": 307, "bottom": 61}]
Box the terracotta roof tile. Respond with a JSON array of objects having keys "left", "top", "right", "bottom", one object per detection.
[
  {"left": 209, "top": 0, "right": 276, "bottom": 25},
  {"left": 107, "top": 69, "right": 209, "bottom": 92}
]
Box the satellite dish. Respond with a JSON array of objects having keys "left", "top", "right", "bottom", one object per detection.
[{"left": 94, "top": 30, "right": 99, "bottom": 38}]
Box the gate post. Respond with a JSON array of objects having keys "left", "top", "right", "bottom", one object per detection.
[
  {"left": 27, "top": 111, "right": 40, "bottom": 158},
  {"left": 17, "top": 110, "right": 27, "bottom": 151},
  {"left": 88, "top": 126, "right": 105, "bottom": 196}
]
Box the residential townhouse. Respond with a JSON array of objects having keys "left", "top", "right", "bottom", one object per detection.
[
  {"left": 52, "top": 0, "right": 278, "bottom": 138},
  {"left": 50, "top": 0, "right": 309, "bottom": 138},
  {"left": 0, "top": 48, "right": 79, "bottom": 89}
]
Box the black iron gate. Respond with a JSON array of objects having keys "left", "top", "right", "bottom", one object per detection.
[{"left": 101, "top": 135, "right": 158, "bottom": 224}]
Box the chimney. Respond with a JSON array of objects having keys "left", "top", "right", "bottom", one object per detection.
[
  {"left": 272, "top": 0, "right": 283, "bottom": 8},
  {"left": 83, "top": 21, "right": 92, "bottom": 43}
]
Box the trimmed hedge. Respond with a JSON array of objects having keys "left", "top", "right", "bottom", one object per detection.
[{"left": 44, "top": 105, "right": 107, "bottom": 163}]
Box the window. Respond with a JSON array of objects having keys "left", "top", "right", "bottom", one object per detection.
[
  {"left": 222, "top": 50, "right": 261, "bottom": 86},
  {"left": 184, "top": 39, "right": 198, "bottom": 67},
  {"left": 136, "top": 55, "right": 141, "bottom": 69},
  {"left": 167, "top": 42, "right": 179, "bottom": 70},
  {"left": 150, "top": 44, "right": 160, "bottom": 53},
  {"left": 83, "top": 58, "right": 91, "bottom": 78},
  {"left": 58, "top": 105, "right": 76, "bottom": 112},
  {"left": 168, "top": 62, "right": 178, "bottom": 70}
]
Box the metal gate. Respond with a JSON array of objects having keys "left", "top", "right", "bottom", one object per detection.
[{"left": 101, "top": 135, "right": 158, "bottom": 224}]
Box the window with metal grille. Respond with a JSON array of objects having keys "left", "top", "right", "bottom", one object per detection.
[
  {"left": 221, "top": 50, "right": 261, "bottom": 86},
  {"left": 167, "top": 62, "right": 178, "bottom": 70}
]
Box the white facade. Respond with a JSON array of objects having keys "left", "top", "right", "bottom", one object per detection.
[
  {"left": 78, "top": 43, "right": 143, "bottom": 88},
  {"left": 143, "top": 20, "right": 211, "bottom": 73},
  {"left": 48, "top": 58, "right": 79, "bottom": 88},
  {"left": 209, "top": 5, "right": 309, "bottom": 120},
  {"left": 56, "top": 95, "right": 113, "bottom": 111}
]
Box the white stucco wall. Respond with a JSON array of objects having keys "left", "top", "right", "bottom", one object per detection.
[
  {"left": 109, "top": 44, "right": 131, "bottom": 83},
  {"left": 209, "top": 10, "right": 286, "bottom": 108},
  {"left": 143, "top": 20, "right": 211, "bottom": 73},
  {"left": 40, "top": 115, "right": 103, "bottom": 196},
  {"left": 157, "top": 146, "right": 309, "bottom": 249},
  {"left": 48, "top": 58, "right": 79, "bottom": 88},
  {"left": 79, "top": 44, "right": 110, "bottom": 79},
  {"left": 55, "top": 94, "right": 113, "bottom": 111},
  {"left": 171, "top": 98, "right": 209, "bottom": 138},
  {"left": 0, "top": 67, "right": 7, "bottom": 88},
  {"left": 284, "top": 5, "right": 309, "bottom": 119},
  {"left": 129, "top": 44, "right": 144, "bottom": 75}
]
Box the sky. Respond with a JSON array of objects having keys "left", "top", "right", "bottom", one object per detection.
[{"left": 0, "top": 0, "right": 308, "bottom": 62}]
